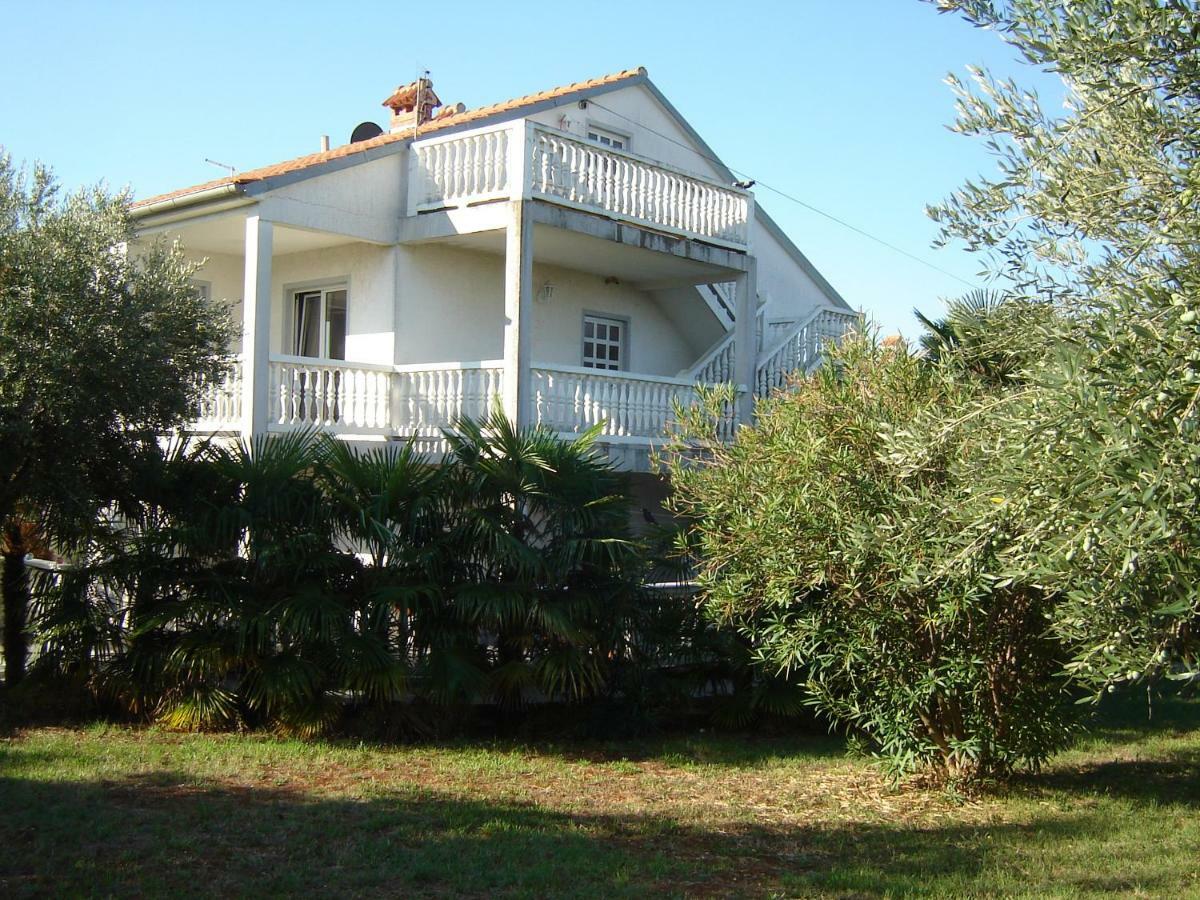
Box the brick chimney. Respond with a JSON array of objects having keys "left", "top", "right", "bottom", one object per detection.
[{"left": 382, "top": 74, "right": 441, "bottom": 133}]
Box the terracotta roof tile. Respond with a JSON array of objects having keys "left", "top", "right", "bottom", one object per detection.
[{"left": 134, "top": 67, "right": 647, "bottom": 210}]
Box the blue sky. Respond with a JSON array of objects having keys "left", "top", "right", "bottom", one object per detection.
[{"left": 1, "top": 0, "right": 1062, "bottom": 337}]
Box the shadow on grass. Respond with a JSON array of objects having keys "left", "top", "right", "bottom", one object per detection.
[
  {"left": 337, "top": 729, "right": 852, "bottom": 770},
  {"left": 1029, "top": 752, "right": 1200, "bottom": 806},
  {"left": 1012, "top": 692, "right": 1200, "bottom": 807},
  {"left": 0, "top": 766, "right": 1192, "bottom": 898},
  {"left": 1084, "top": 690, "right": 1200, "bottom": 740}
]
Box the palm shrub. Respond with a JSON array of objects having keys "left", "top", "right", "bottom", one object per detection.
[
  {"left": 429, "top": 411, "right": 641, "bottom": 709},
  {"left": 51, "top": 432, "right": 406, "bottom": 733},
  {"left": 662, "top": 333, "right": 1075, "bottom": 779},
  {"left": 316, "top": 436, "right": 448, "bottom": 662},
  {"left": 28, "top": 414, "right": 657, "bottom": 731}
]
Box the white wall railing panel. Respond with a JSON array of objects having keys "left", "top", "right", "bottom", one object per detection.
[
  {"left": 393, "top": 362, "right": 504, "bottom": 437},
  {"left": 269, "top": 356, "right": 394, "bottom": 434},
  {"left": 192, "top": 357, "right": 243, "bottom": 432},
  {"left": 532, "top": 365, "right": 735, "bottom": 443},
  {"left": 409, "top": 127, "right": 511, "bottom": 214}
]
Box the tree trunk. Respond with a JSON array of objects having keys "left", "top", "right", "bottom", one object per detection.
[{"left": 2, "top": 521, "right": 30, "bottom": 687}]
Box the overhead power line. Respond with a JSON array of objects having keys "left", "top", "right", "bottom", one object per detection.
[{"left": 584, "top": 98, "right": 980, "bottom": 291}]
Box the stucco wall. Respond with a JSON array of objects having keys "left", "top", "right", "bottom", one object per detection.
[
  {"left": 391, "top": 244, "right": 702, "bottom": 374},
  {"left": 270, "top": 243, "right": 396, "bottom": 364},
  {"left": 529, "top": 261, "right": 700, "bottom": 376},
  {"left": 752, "top": 224, "right": 841, "bottom": 324},
  {"left": 392, "top": 244, "right": 505, "bottom": 364},
  {"left": 527, "top": 85, "right": 729, "bottom": 185},
  {"left": 263, "top": 153, "right": 406, "bottom": 233},
  {"left": 191, "top": 252, "right": 244, "bottom": 353}
]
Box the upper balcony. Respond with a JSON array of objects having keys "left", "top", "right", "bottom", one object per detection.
[{"left": 406, "top": 120, "right": 753, "bottom": 250}]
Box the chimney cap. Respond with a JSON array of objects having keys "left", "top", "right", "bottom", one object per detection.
[{"left": 382, "top": 77, "right": 441, "bottom": 114}]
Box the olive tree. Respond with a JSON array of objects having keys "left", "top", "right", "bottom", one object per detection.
[
  {"left": 927, "top": 0, "right": 1200, "bottom": 695},
  {"left": 0, "top": 154, "right": 233, "bottom": 684}
]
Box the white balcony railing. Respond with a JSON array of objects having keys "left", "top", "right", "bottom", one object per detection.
[
  {"left": 189, "top": 321, "right": 870, "bottom": 447},
  {"left": 528, "top": 129, "right": 750, "bottom": 246},
  {"left": 269, "top": 356, "right": 394, "bottom": 434},
  {"left": 192, "top": 356, "right": 730, "bottom": 446},
  {"left": 191, "top": 308, "right": 854, "bottom": 442},
  {"left": 532, "top": 365, "right": 735, "bottom": 443},
  {"left": 393, "top": 361, "right": 504, "bottom": 437},
  {"left": 192, "top": 357, "right": 243, "bottom": 432},
  {"left": 409, "top": 121, "right": 752, "bottom": 248},
  {"left": 190, "top": 328, "right": 857, "bottom": 441}
]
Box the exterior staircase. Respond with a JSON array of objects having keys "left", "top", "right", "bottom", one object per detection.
[{"left": 683, "top": 304, "right": 859, "bottom": 396}]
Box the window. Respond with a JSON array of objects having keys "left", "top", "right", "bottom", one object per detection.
[
  {"left": 292, "top": 286, "right": 347, "bottom": 359},
  {"left": 586, "top": 125, "right": 628, "bottom": 151},
  {"left": 582, "top": 314, "right": 626, "bottom": 371},
  {"left": 191, "top": 280, "right": 212, "bottom": 303}
]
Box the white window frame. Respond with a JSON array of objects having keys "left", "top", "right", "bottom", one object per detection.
[
  {"left": 288, "top": 282, "right": 349, "bottom": 360},
  {"left": 586, "top": 124, "right": 630, "bottom": 151},
  {"left": 191, "top": 279, "right": 212, "bottom": 302},
  {"left": 582, "top": 313, "right": 628, "bottom": 371}
]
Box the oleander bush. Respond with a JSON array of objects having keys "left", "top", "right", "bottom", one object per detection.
[{"left": 661, "top": 332, "right": 1078, "bottom": 779}]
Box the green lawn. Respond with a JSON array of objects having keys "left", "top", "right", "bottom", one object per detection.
[{"left": 1, "top": 698, "right": 1198, "bottom": 898}]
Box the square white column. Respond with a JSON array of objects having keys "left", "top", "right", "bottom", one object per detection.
[
  {"left": 733, "top": 257, "right": 758, "bottom": 425},
  {"left": 502, "top": 200, "right": 534, "bottom": 428},
  {"left": 241, "top": 216, "right": 273, "bottom": 439}
]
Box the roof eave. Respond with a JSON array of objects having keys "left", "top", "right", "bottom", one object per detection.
[{"left": 131, "top": 182, "right": 247, "bottom": 220}]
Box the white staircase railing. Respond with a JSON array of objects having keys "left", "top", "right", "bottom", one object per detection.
[
  {"left": 687, "top": 333, "right": 736, "bottom": 384},
  {"left": 754, "top": 307, "right": 860, "bottom": 397},
  {"left": 681, "top": 306, "right": 859, "bottom": 395},
  {"left": 684, "top": 307, "right": 769, "bottom": 384}
]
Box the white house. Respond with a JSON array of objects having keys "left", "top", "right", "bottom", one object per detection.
[{"left": 131, "top": 67, "right": 856, "bottom": 478}]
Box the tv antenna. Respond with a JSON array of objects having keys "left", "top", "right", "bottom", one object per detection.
[{"left": 204, "top": 158, "right": 236, "bottom": 175}]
